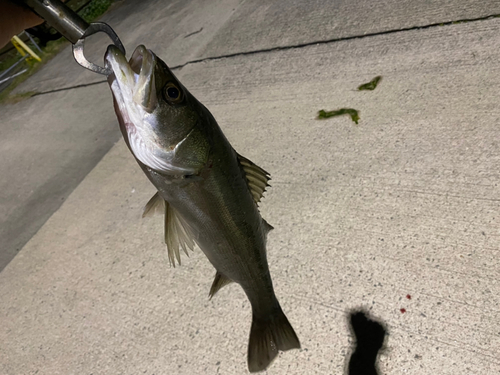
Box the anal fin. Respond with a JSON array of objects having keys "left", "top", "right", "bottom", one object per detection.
[{"left": 209, "top": 271, "right": 233, "bottom": 299}]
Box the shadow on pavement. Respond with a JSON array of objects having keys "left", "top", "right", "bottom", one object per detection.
[{"left": 346, "top": 309, "right": 387, "bottom": 375}]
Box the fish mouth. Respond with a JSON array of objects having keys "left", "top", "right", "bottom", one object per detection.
[{"left": 105, "top": 45, "right": 157, "bottom": 112}]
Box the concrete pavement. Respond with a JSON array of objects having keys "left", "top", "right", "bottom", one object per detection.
[{"left": 1, "top": 0, "right": 500, "bottom": 374}]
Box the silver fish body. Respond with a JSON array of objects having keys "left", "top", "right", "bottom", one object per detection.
[{"left": 105, "top": 45, "right": 300, "bottom": 372}]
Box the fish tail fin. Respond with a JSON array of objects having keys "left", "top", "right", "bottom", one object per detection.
[{"left": 247, "top": 304, "right": 300, "bottom": 372}]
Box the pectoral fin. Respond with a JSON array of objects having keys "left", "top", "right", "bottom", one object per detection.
[
  {"left": 164, "top": 200, "right": 196, "bottom": 267},
  {"left": 209, "top": 271, "right": 233, "bottom": 299},
  {"left": 237, "top": 153, "right": 271, "bottom": 206},
  {"left": 143, "top": 193, "right": 196, "bottom": 267}
]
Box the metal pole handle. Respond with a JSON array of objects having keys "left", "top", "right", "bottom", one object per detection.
[
  {"left": 22, "top": 0, "right": 89, "bottom": 44},
  {"left": 17, "top": 0, "right": 126, "bottom": 75}
]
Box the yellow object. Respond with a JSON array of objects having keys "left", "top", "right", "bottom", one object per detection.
[
  {"left": 11, "top": 35, "right": 42, "bottom": 62},
  {"left": 11, "top": 37, "right": 26, "bottom": 56}
]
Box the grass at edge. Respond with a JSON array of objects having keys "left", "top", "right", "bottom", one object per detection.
[
  {"left": 0, "top": 0, "right": 114, "bottom": 104},
  {"left": 0, "top": 38, "right": 68, "bottom": 104}
]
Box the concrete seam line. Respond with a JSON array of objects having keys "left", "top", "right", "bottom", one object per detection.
[
  {"left": 32, "top": 80, "right": 107, "bottom": 96},
  {"left": 32, "top": 13, "right": 500, "bottom": 97},
  {"left": 170, "top": 13, "right": 500, "bottom": 69}
]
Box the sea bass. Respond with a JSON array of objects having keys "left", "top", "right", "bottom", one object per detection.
[{"left": 105, "top": 45, "right": 300, "bottom": 372}]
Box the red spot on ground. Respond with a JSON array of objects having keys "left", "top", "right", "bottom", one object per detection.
[
  {"left": 406, "top": 294, "right": 411, "bottom": 300},
  {"left": 400, "top": 308, "right": 406, "bottom": 314}
]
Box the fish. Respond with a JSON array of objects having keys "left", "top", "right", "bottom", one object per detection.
[{"left": 105, "top": 44, "right": 300, "bottom": 372}]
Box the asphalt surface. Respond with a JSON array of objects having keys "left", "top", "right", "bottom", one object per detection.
[{"left": 1, "top": 0, "right": 500, "bottom": 374}]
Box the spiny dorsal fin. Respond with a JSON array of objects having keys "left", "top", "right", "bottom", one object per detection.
[
  {"left": 209, "top": 271, "right": 233, "bottom": 299},
  {"left": 142, "top": 192, "right": 165, "bottom": 217},
  {"left": 237, "top": 153, "right": 271, "bottom": 205}
]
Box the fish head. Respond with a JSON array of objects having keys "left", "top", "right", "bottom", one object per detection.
[{"left": 105, "top": 45, "right": 207, "bottom": 174}]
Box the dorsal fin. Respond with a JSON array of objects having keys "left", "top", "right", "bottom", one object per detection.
[
  {"left": 209, "top": 271, "right": 233, "bottom": 299},
  {"left": 237, "top": 153, "right": 271, "bottom": 205},
  {"left": 262, "top": 219, "right": 274, "bottom": 238},
  {"left": 143, "top": 192, "right": 196, "bottom": 267}
]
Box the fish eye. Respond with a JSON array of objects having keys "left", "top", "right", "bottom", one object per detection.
[{"left": 163, "top": 82, "right": 183, "bottom": 104}]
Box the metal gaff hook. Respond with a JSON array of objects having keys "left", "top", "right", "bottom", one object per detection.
[{"left": 73, "top": 22, "right": 125, "bottom": 76}]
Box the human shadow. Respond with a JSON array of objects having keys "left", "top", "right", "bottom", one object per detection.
[{"left": 346, "top": 310, "right": 387, "bottom": 375}]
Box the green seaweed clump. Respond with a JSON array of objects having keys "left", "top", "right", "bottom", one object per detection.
[
  {"left": 357, "top": 76, "right": 382, "bottom": 91},
  {"left": 317, "top": 108, "right": 360, "bottom": 124}
]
